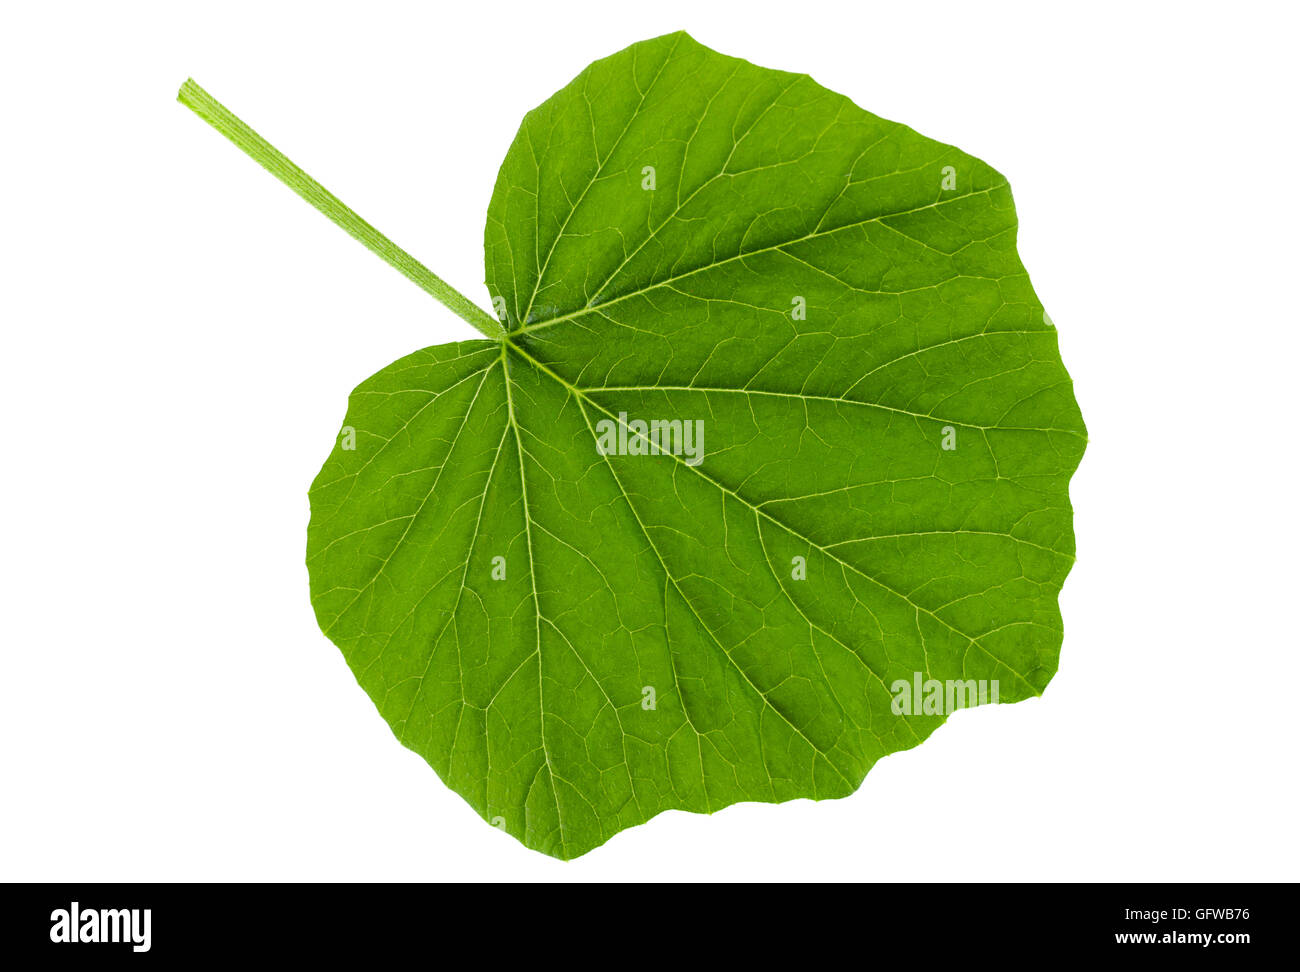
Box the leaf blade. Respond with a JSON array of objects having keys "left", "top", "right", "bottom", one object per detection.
[{"left": 308, "top": 32, "right": 1086, "bottom": 859}]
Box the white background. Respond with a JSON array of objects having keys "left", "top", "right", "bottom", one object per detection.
[{"left": 2, "top": 1, "right": 1296, "bottom": 882}]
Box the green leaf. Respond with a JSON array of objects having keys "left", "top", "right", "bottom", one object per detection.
[{"left": 190, "top": 31, "right": 1086, "bottom": 860}]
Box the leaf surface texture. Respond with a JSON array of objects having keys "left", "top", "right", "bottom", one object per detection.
[{"left": 307, "top": 32, "right": 1087, "bottom": 859}]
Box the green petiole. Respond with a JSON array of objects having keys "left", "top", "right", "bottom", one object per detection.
[{"left": 177, "top": 79, "right": 504, "bottom": 341}]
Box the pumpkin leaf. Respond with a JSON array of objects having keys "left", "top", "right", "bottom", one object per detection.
[{"left": 182, "top": 31, "right": 1086, "bottom": 860}]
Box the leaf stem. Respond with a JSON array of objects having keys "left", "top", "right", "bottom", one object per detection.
[{"left": 177, "top": 79, "right": 504, "bottom": 341}]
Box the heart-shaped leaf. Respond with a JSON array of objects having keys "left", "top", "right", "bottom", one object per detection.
[{"left": 186, "top": 31, "right": 1086, "bottom": 860}]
